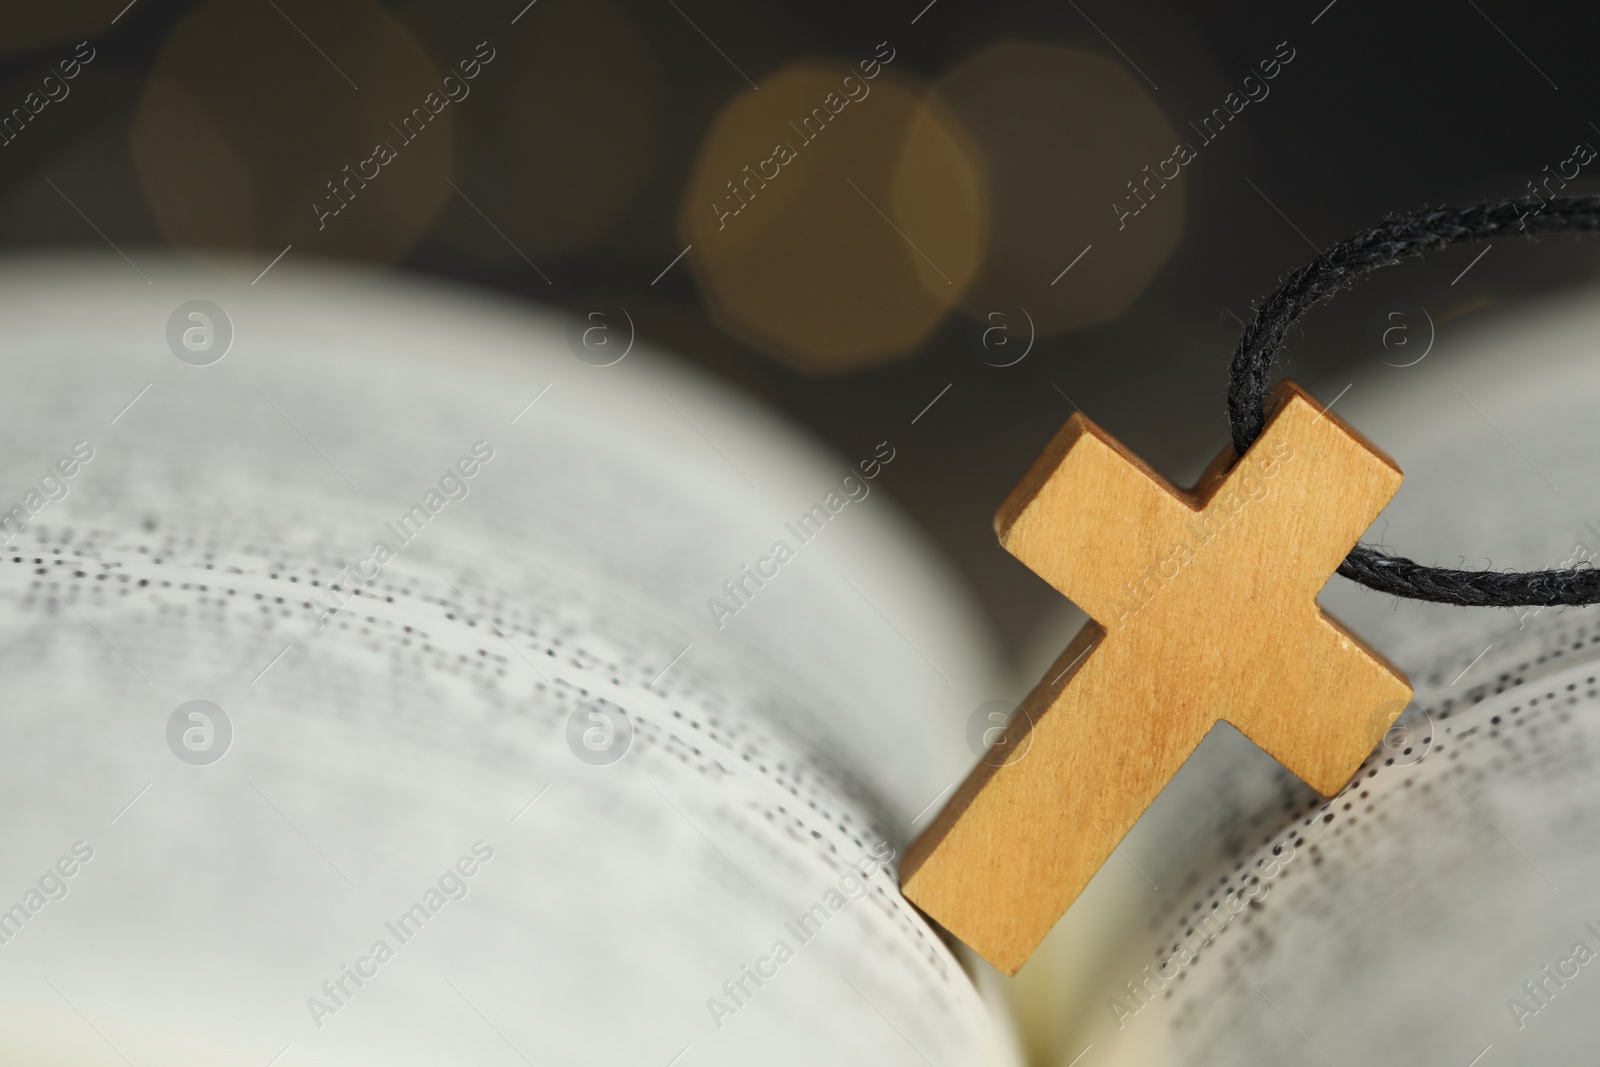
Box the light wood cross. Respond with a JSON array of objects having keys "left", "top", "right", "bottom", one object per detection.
[{"left": 901, "top": 381, "right": 1412, "bottom": 975}]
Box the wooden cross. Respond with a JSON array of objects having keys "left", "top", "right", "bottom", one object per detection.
[{"left": 901, "top": 381, "right": 1412, "bottom": 975}]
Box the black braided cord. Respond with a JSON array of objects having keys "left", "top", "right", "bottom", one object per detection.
[{"left": 1226, "top": 196, "right": 1600, "bottom": 607}]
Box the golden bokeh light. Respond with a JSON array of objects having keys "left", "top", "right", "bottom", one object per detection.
[
  {"left": 681, "top": 59, "right": 987, "bottom": 374},
  {"left": 930, "top": 42, "right": 1185, "bottom": 336},
  {"left": 891, "top": 96, "right": 989, "bottom": 304},
  {"left": 131, "top": 0, "right": 454, "bottom": 269}
]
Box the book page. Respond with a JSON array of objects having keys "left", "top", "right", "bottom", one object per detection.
[
  {"left": 1035, "top": 285, "right": 1600, "bottom": 1065},
  {"left": 0, "top": 255, "right": 1021, "bottom": 1067}
]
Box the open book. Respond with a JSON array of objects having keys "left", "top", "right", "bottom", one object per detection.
[
  {"left": 0, "top": 255, "right": 1021, "bottom": 1066},
  {"left": 10, "top": 252, "right": 1598, "bottom": 1067}
]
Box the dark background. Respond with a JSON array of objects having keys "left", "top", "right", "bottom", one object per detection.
[{"left": 4, "top": 0, "right": 1598, "bottom": 662}]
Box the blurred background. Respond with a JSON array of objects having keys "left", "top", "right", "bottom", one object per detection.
[{"left": 5, "top": 0, "right": 1599, "bottom": 664}]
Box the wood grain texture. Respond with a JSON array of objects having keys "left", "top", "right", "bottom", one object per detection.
[{"left": 900, "top": 380, "right": 1413, "bottom": 975}]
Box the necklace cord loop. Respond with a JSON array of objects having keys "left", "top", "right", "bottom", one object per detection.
[{"left": 1226, "top": 196, "right": 1600, "bottom": 607}]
